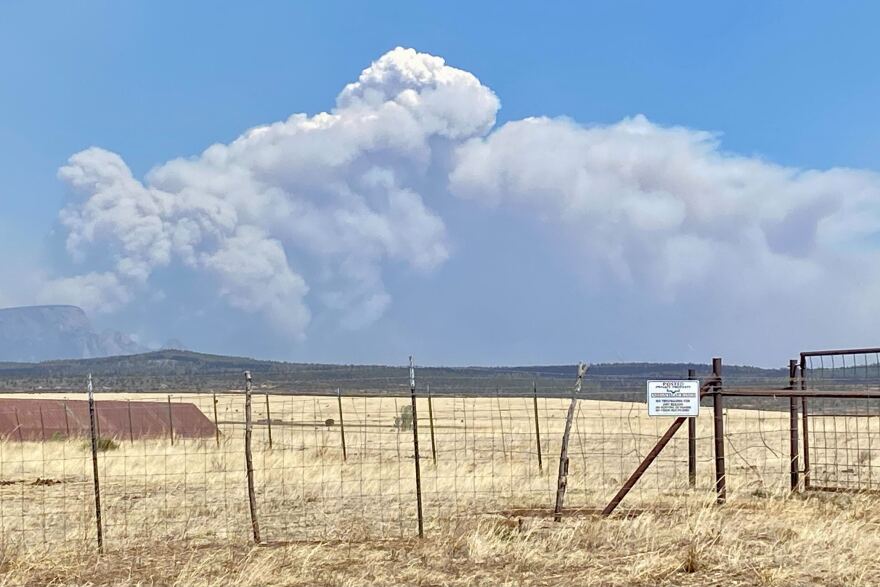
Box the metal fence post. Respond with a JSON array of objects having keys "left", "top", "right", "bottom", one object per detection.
[
  {"left": 337, "top": 388, "right": 347, "bottom": 461},
  {"left": 687, "top": 368, "right": 697, "bottom": 488},
  {"left": 212, "top": 392, "right": 220, "bottom": 447},
  {"left": 87, "top": 374, "right": 104, "bottom": 553},
  {"left": 63, "top": 399, "right": 71, "bottom": 438},
  {"left": 554, "top": 363, "right": 587, "bottom": 521},
  {"left": 167, "top": 395, "right": 174, "bottom": 446},
  {"left": 533, "top": 381, "right": 543, "bottom": 473},
  {"left": 426, "top": 384, "right": 436, "bottom": 464},
  {"left": 800, "top": 353, "right": 811, "bottom": 489},
  {"left": 711, "top": 358, "right": 726, "bottom": 504},
  {"left": 789, "top": 359, "right": 800, "bottom": 491},
  {"left": 38, "top": 406, "right": 45, "bottom": 441},
  {"left": 244, "top": 371, "right": 261, "bottom": 544},
  {"left": 265, "top": 392, "right": 273, "bottom": 449},
  {"left": 409, "top": 357, "right": 424, "bottom": 538},
  {"left": 127, "top": 399, "right": 134, "bottom": 444}
]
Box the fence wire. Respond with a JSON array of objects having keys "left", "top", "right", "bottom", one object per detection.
[{"left": 0, "top": 363, "right": 875, "bottom": 551}]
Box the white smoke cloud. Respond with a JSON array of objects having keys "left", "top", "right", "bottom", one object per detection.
[
  {"left": 46, "top": 47, "right": 880, "bottom": 351},
  {"left": 37, "top": 271, "right": 132, "bottom": 314},
  {"left": 53, "top": 47, "right": 498, "bottom": 336},
  {"left": 449, "top": 115, "right": 880, "bottom": 319}
]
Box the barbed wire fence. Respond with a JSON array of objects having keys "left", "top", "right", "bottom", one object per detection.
[{"left": 0, "top": 353, "right": 878, "bottom": 553}]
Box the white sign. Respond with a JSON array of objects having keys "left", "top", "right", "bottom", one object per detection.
[{"left": 647, "top": 380, "right": 700, "bottom": 417}]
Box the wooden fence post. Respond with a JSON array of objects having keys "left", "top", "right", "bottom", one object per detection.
[
  {"left": 87, "top": 374, "right": 104, "bottom": 553},
  {"left": 244, "top": 371, "right": 261, "bottom": 544},
  {"left": 409, "top": 356, "right": 424, "bottom": 538},
  {"left": 337, "top": 388, "right": 347, "bottom": 461},
  {"left": 533, "top": 381, "right": 543, "bottom": 473},
  {"left": 687, "top": 368, "right": 697, "bottom": 488},
  {"left": 711, "top": 358, "right": 726, "bottom": 504},
  {"left": 13, "top": 409, "right": 22, "bottom": 442},
  {"left": 554, "top": 363, "right": 587, "bottom": 521}
]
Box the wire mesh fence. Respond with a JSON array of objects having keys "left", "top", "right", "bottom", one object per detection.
[{"left": 0, "top": 355, "right": 878, "bottom": 552}]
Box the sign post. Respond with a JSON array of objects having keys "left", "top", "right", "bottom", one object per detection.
[{"left": 647, "top": 380, "right": 700, "bottom": 417}]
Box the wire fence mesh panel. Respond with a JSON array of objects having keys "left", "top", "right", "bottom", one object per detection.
[
  {"left": 720, "top": 403, "right": 792, "bottom": 496},
  {"left": 802, "top": 349, "right": 880, "bottom": 491},
  {"left": 96, "top": 394, "right": 252, "bottom": 546},
  {"left": 3, "top": 357, "right": 880, "bottom": 553},
  {"left": 805, "top": 397, "right": 880, "bottom": 490},
  {"left": 0, "top": 402, "right": 94, "bottom": 548}
]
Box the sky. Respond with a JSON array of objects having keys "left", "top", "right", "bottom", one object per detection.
[{"left": 2, "top": 1, "right": 880, "bottom": 367}]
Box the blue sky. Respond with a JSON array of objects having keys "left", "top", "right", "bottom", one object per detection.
[{"left": 2, "top": 2, "right": 880, "bottom": 366}]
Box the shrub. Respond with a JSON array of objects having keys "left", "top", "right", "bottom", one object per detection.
[
  {"left": 394, "top": 405, "right": 413, "bottom": 431},
  {"left": 82, "top": 437, "right": 120, "bottom": 452}
]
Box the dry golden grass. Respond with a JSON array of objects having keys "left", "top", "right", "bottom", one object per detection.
[
  {"left": 0, "top": 391, "right": 877, "bottom": 585},
  {"left": 2, "top": 493, "right": 880, "bottom": 586}
]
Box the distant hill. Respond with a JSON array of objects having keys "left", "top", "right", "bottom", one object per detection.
[
  {"left": 0, "top": 349, "right": 787, "bottom": 395},
  {"left": 0, "top": 305, "right": 145, "bottom": 362}
]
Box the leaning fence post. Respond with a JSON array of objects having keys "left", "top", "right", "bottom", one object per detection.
[
  {"left": 244, "top": 371, "right": 261, "bottom": 544},
  {"left": 337, "top": 388, "right": 347, "bottom": 461},
  {"left": 800, "top": 353, "right": 811, "bottom": 489},
  {"left": 711, "top": 358, "right": 726, "bottom": 504},
  {"left": 87, "top": 374, "right": 104, "bottom": 553},
  {"left": 687, "top": 368, "right": 697, "bottom": 488},
  {"left": 409, "top": 356, "right": 425, "bottom": 538},
  {"left": 533, "top": 381, "right": 543, "bottom": 473},
  {"left": 265, "top": 392, "right": 273, "bottom": 449},
  {"left": 554, "top": 363, "right": 587, "bottom": 522},
  {"left": 789, "top": 359, "right": 800, "bottom": 492},
  {"left": 212, "top": 393, "right": 220, "bottom": 447},
  {"left": 427, "top": 384, "right": 437, "bottom": 464},
  {"left": 38, "top": 406, "right": 45, "bottom": 441}
]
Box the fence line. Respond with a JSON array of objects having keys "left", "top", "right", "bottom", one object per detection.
[{"left": 1, "top": 353, "right": 879, "bottom": 553}]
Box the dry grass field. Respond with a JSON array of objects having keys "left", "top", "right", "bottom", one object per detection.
[{"left": 0, "top": 391, "right": 877, "bottom": 585}]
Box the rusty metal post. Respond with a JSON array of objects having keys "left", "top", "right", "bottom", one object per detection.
[
  {"left": 244, "top": 371, "right": 261, "bottom": 544},
  {"left": 167, "top": 395, "right": 174, "bottom": 445},
  {"left": 87, "top": 374, "right": 104, "bottom": 553},
  {"left": 265, "top": 392, "right": 273, "bottom": 449},
  {"left": 212, "top": 393, "right": 220, "bottom": 447},
  {"left": 127, "top": 399, "right": 134, "bottom": 444},
  {"left": 63, "top": 400, "right": 70, "bottom": 438},
  {"left": 408, "top": 357, "right": 424, "bottom": 538},
  {"left": 687, "top": 368, "right": 697, "bottom": 488},
  {"left": 533, "top": 381, "right": 543, "bottom": 472},
  {"left": 554, "top": 363, "right": 587, "bottom": 521},
  {"left": 14, "top": 408, "right": 21, "bottom": 442},
  {"left": 337, "top": 388, "right": 347, "bottom": 461},
  {"left": 427, "top": 384, "right": 436, "bottom": 464},
  {"left": 789, "top": 359, "right": 800, "bottom": 491},
  {"left": 39, "top": 406, "right": 45, "bottom": 441},
  {"left": 800, "top": 353, "right": 811, "bottom": 489},
  {"left": 711, "top": 358, "right": 726, "bottom": 504}
]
